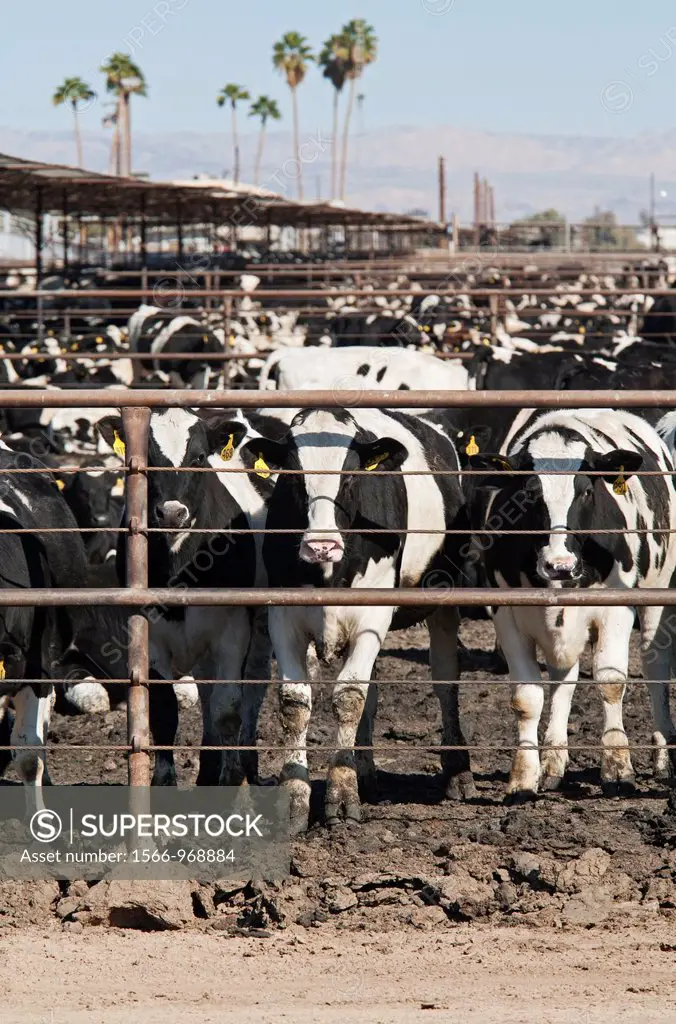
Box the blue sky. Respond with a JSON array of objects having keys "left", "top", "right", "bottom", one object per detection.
[{"left": 6, "top": 0, "right": 676, "bottom": 139}]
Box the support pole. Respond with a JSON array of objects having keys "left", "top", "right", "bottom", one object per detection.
[
  {"left": 123, "top": 407, "right": 151, "bottom": 787},
  {"left": 438, "top": 156, "right": 446, "bottom": 224},
  {"left": 62, "top": 190, "right": 70, "bottom": 279}
]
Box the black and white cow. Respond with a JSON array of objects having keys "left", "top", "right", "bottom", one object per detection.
[
  {"left": 258, "top": 345, "right": 472, "bottom": 404},
  {"left": 102, "top": 408, "right": 283, "bottom": 788},
  {"left": 0, "top": 442, "right": 87, "bottom": 802},
  {"left": 240, "top": 407, "right": 476, "bottom": 832},
  {"left": 471, "top": 409, "right": 676, "bottom": 801},
  {"left": 127, "top": 305, "right": 224, "bottom": 385}
]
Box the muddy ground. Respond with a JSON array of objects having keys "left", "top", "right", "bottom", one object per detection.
[{"left": 1, "top": 618, "right": 675, "bottom": 939}]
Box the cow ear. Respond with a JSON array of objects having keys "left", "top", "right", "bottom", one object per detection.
[
  {"left": 455, "top": 425, "right": 494, "bottom": 467},
  {"left": 356, "top": 438, "right": 408, "bottom": 472},
  {"left": 239, "top": 437, "right": 290, "bottom": 479},
  {"left": 590, "top": 449, "right": 643, "bottom": 482},
  {"left": 205, "top": 420, "right": 249, "bottom": 461},
  {"left": 95, "top": 416, "right": 125, "bottom": 457},
  {"left": 468, "top": 453, "right": 516, "bottom": 487}
]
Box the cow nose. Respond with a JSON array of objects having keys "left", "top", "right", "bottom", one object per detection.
[
  {"left": 155, "top": 501, "right": 189, "bottom": 528},
  {"left": 300, "top": 538, "right": 343, "bottom": 564},
  {"left": 542, "top": 554, "right": 579, "bottom": 580}
]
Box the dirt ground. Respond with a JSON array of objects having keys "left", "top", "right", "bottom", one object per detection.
[
  {"left": 2, "top": 924, "right": 676, "bottom": 1023},
  {"left": 1, "top": 618, "right": 676, "bottom": 1021}
]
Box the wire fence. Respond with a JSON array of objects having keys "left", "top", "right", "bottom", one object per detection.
[{"left": 0, "top": 386, "right": 675, "bottom": 786}]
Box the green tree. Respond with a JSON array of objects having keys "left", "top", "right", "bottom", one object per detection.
[
  {"left": 52, "top": 77, "right": 96, "bottom": 168},
  {"left": 318, "top": 34, "right": 350, "bottom": 199},
  {"left": 217, "top": 84, "right": 250, "bottom": 184},
  {"left": 249, "top": 96, "right": 281, "bottom": 186},
  {"left": 583, "top": 210, "right": 639, "bottom": 250},
  {"left": 338, "top": 20, "right": 377, "bottom": 200},
  {"left": 273, "top": 32, "right": 314, "bottom": 200},
  {"left": 100, "top": 53, "right": 147, "bottom": 176}
]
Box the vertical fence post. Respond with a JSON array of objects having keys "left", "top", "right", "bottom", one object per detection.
[
  {"left": 123, "top": 407, "right": 151, "bottom": 787},
  {"left": 489, "top": 292, "right": 499, "bottom": 343}
]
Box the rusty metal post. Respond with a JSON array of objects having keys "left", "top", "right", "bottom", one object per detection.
[
  {"left": 222, "top": 294, "right": 233, "bottom": 385},
  {"left": 123, "top": 407, "right": 151, "bottom": 786},
  {"left": 489, "top": 292, "right": 499, "bottom": 342}
]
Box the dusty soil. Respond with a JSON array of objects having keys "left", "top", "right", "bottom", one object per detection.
[
  {"left": 2, "top": 924, "right": 676, "bottom": 1023},
  {"left": 1, "top": 619, "right": 676, "bottom": 1022}
]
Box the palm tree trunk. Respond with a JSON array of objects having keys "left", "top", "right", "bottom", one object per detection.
[
  {"left": 124, "top": 93, "right": 132, "bottom": 176},
  {"left": 231, "top": 105, "right": 240, "bottom": 183},
  {"left": 330, "top": 89, "right": 339, "bottom": 199},
  {"left": 292, "top": 86, "right": 303, "bottom": 201},
  {"left": 72, "top": 105, "right": 83, "bottom": 168},
  {"left": 339, "top": 77, "right": 357, "bottom": 201},
  {"left": 254, "top": 121, "right": 266, "bottom": 186}
]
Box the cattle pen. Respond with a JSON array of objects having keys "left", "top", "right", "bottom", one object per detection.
[{"left": 0, "top": 385, "right": 675, "bottom": 789}]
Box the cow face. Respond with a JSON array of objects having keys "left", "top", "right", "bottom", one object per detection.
[
  {"left": 100, "top": 411, "right": 248, "bottom": 532},
  {"left": 241, "top": 409, "right": 407, "bottom": 566},
  {"left": 473, "top": 433, "right": 643, "bottom": 585}
]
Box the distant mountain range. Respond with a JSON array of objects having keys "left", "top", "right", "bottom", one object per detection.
[{"left": 3, "top": 123, "right": 676, "bottom": 224}]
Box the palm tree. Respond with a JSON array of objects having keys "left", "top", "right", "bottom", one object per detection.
[
  {"left": 216, "top": 84, "right": 250, "bottom": 184},
  {"left": 272, "top": 32, "right": 314, "bottom": 200},
  {"left": 52, "top": 77, "right": 96, "bottom": 168},
  {"left": 338, "top": 20, "right": 377, "bottom": 201},
  {"left": 249, "top": 96, "right": 281, "bottom": 186},
  {"left": 100, "top": 53, "right": 147, "bottom": 176},
  {"left": 318, "top": 35, "right": 349, "bottom": 199}
]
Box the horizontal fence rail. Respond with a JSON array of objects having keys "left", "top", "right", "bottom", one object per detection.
[
  {"left": 1, "top": 387, "right": 676, "bottom": 408},
  {"left": 0, "top": 588, "right": 674, "bottom": 607}
]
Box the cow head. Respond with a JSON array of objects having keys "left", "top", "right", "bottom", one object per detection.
[
  {"left": 98, "top": 410, "right": 249, "bottom": 532},
  {"left": 240, "top": 409, "right": 407, "bottom": 565},
  {"left": 471, "top": 435, "right": 643, "bottom": 585}
]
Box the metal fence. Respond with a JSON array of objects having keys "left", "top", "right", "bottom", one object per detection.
[{"left": 0, "top": 386, "right": 675, "bottom": 791}]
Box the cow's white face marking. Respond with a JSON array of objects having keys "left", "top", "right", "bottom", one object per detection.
[
  {"left": 293, "top": 411, "right": 357, "bottom": 563},
  {"left": 525, "top": 433, "right": 586, "bottom": 579},
  {"left": 151, "top": 409, "right": 199, "bottom": 467}
]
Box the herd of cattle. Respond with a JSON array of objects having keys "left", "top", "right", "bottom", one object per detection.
[{"left": 1, "top": 258, "right": 676, "bottom": 831}]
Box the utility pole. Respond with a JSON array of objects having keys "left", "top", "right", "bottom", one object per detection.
[{"left": 438, "top": 156, "right": 446, "bottom": 224}]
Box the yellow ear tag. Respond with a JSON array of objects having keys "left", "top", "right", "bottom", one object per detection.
[
  {"left": 220, "top": 434, "right": 235, "bottom": 462},
  {"left": 55, "top": 479, "right": 65, "bottom": 491},
  {"left": 115, "top": 478, "right": 124, "bottom": 489},
  {"left": 0, "top": 659, "right": 5, "bottom": 680},
  {"left": 229, "top": 334, "right": 235, "bottom": 343},
  {"left": 365, "top": 452, "right": 389, "bottom": 471},
  {"left": 254, "top": 455, "right": 271, "bottom": 479},
  {"left": 465, "top": 435, "right": 480, "bottom": 457},
  {"left": 613, "top": 467, "right": 628, "bottom": 496},
  {"left": 202, "top": 334, "right": 209, "bottom": 342},
  {"left": 113, "top": 430, "right": 126, "bottom": 458}
]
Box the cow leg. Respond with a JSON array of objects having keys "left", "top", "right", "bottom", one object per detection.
[
  {"left": 326, "top": 612, "right": 391, "bottom": 826},
  {"left": 540, "top": 664, "right": 579, "bottom": 790},
  {"left": 149, "top": 670, "right": 178, "bottom": 787},
  {"left": 594, "top": 607, "right": 635, "bottom": 795},
  {"left": 240, "top": 607, "right": 272, "bottom": 784},
  {"left": 269, "top": 607, "right": 312, "bottom": 834},
  {"left": 12, "top": 684, "right": 54, "bottom": 811},
  {"left": 0, "top": 695, "right": 12, "bottom": 778},
  {"left": 638, "top": 605, "right": 676, "bottom": 779},
  {"left": 192, "top": 610, "right": 251, "bottom": 786},
  {"left": 428, "top": 606, "right": 476, "bottom": 800},
  {"left": 493, "top": 608, "right": 543, "bottom": 801}
]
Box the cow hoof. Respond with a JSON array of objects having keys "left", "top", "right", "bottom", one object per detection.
[
  {"left": 64, "top": 680, "right": 110, "bottom": 715},
  {"left": 601, "top": 777, "right": 636, "bottom": 798},
  {"left": 444, "top": 771, "right": 478, "bottom": 801},
  {"left": 280, "top": 771, "right": 311, "bottom": 835},
  {"left": 504, "top": 789, "right": 538, "bottom": 806},
  {"left": 540, "top": 774, "right": 564, "bottom": 792},
  {"left": 325, "top": 802, "right": 362, "bottom": 827}
]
